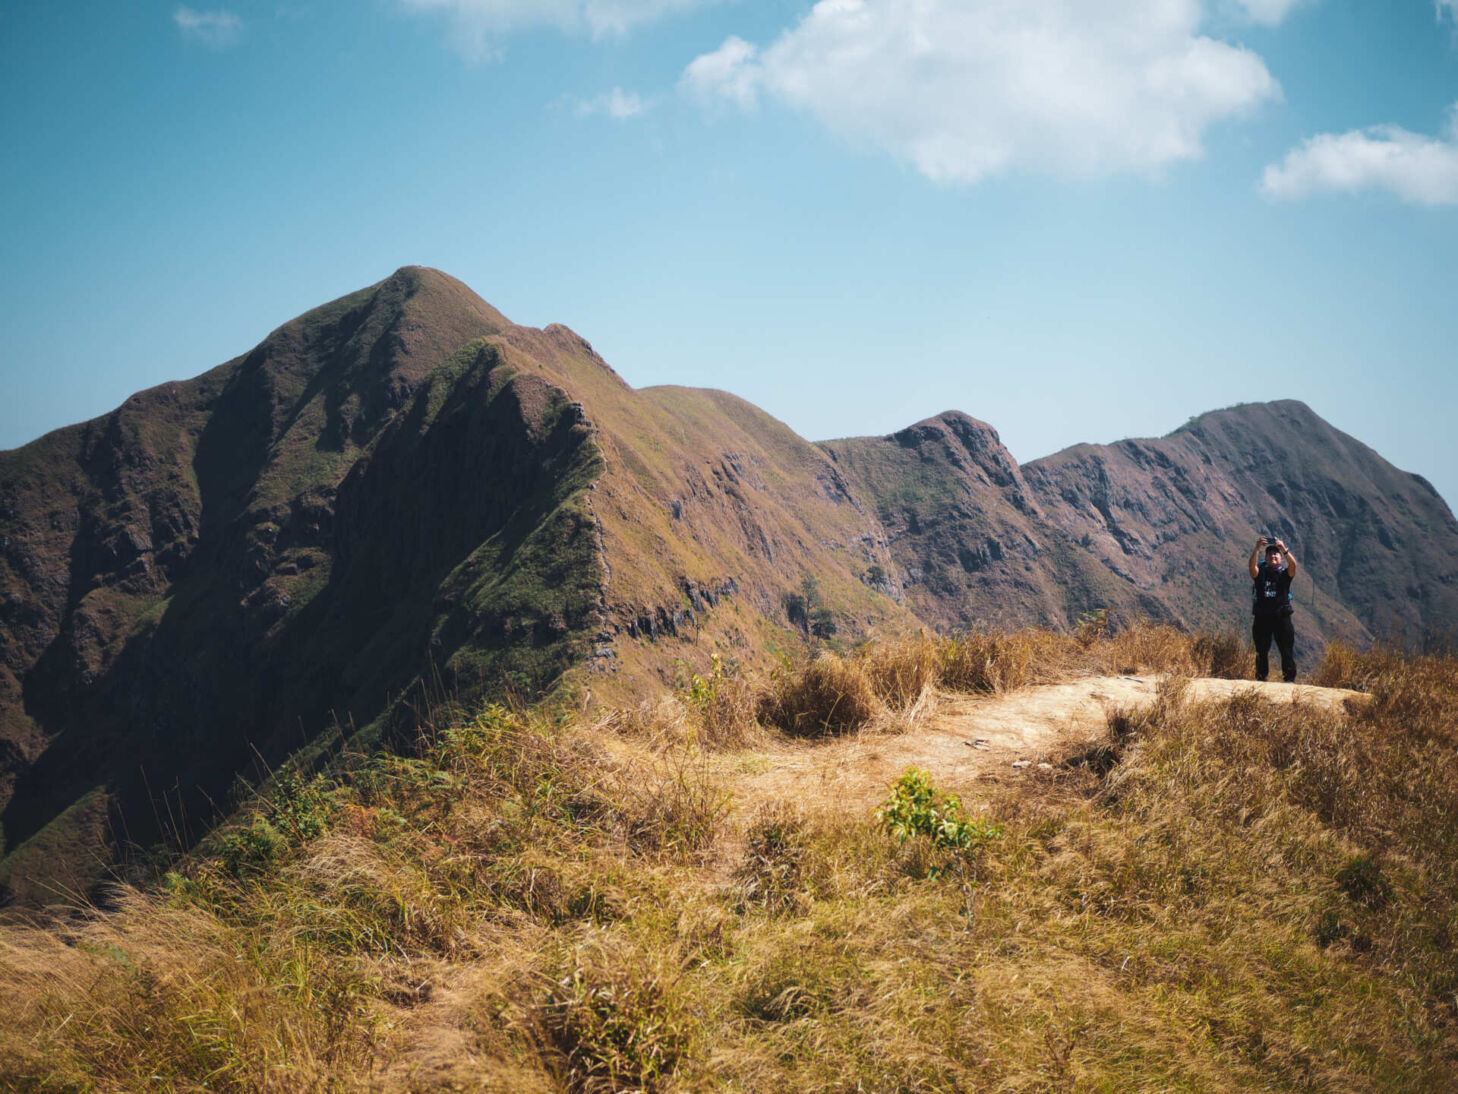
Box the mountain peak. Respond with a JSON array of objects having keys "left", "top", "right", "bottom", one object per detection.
[
  {"left": 1171, "top": 399, "right": 1323, "bottom": 440},
  {"left": 213, "top": 267, "right": 514, "bottom": 464},
  {"left": 891, "top": 411, "right": 1013, "bottom": 471},
  {"left": 368, "top": 264, "right": 511, "bottom": 344}
]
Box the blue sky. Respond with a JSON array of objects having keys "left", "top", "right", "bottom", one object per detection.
[{"left": 3, "top": 0, "right": 1456, "bottom": 513}]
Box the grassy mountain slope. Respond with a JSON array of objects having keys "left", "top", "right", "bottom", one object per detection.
[
  {"left": 4, "top": 269, "right": 1457, "bottom": 911},
  {"left": 475, "top": 317, "right": 918, "bottom": 702},
  {"left": 0, "top": 269, "right": 914, "bottom": 904}
]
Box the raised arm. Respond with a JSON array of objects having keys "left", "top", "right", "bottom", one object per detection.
[
  {"left": 1248, "top": 536, "right": 1265, "bottom": 580},
  {"left": 1276, "top": 539, "right": 1298, "bottom": 577}
]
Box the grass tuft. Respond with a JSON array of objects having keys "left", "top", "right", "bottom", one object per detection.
[
  {"left": 758, "top": 650, "right": 882, "bottom": 737},
  {"left": 536, "top": 937, "right": 696, "bottom": 1094}
]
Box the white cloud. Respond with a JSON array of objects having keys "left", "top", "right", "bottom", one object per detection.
[
  {"left": 401, "top": 0, "right": 707, "bottom": 57},
  {"left": 681, "top": 36, "right": 759, "bottom": 109},
  {"left": 1441, "top": 1, "right": 1458, "bottom": 21},
  {"left": 174, "top": 6, "right": 243, "bottom": 47},
  {"left": 680, "top": 0, "right": 1280, "bottom": 184},
  {"left": 1261, "top": 106, "right": 1458, "bottom": 205},
  {"left": 574, "top": 87, "right": 649, "bottom": 119}
]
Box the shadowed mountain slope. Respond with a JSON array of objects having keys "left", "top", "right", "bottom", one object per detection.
[
  {"left": 0, "top": 269, "right": 604, "bottom": 896},
  {"left": 0, "top": 269, "right": 909, "bottom": 902},
  {"left": 3, "top": 269, "right": 1455, "bottom": 906}
]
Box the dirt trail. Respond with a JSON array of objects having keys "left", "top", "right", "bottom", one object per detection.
[
  {"left": 370, "top": 676, "right": 1367, "bottom": 1090},
  {"left": 730, "top": 676, "right": 1367, "bottom": 817}
]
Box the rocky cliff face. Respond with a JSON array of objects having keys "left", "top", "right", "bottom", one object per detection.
[
  {"left": 821, "top": 413, "right": 1073, "bottom": 632},
  {"left": 3, "top": 270, "right": 1456, "bottom": 906}
]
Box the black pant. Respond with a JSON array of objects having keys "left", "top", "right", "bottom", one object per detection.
[{"left": 1252, "top": 613, "right": 1296, "bottom": 682}]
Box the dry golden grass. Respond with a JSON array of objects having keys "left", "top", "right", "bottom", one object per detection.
[
  {"left": 682, "top": 659, "right": 763, "bottom": 749},
  {"left": 1090, "top": 623, "right": 1253, "bottom": 680},
  {"left": 939, "top": 630, "right": 1044, "bottom": 692},
  {"left": 0, "top": 890, "right": 380, "bottom": 1092},
  {"left": 3, "top": 629, "right": 1454, "bottom": 1093},
  {"left": 756, "top": 637, "right": 946, "bottom": 740},
  {"left": 755, "top": 622, "right": 1252, "bottom": 738},
  {"left": 733, "top": 802, "right": 815, "bottom": 916},
  {"left": 758, "top": 650, "right": 883, "bottom": 737},
  {"left": 859, "top": 632, "right": 941, "bottom": 708}
]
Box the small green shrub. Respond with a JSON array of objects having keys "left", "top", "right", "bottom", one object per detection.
[
  {"left": 877, "top": 769, "right": 1002, "bottom": 878},
  {"left": 217, "top": 765, "right": 336, "bottom": 878},
  {"left": 266, "top": 765, "right": 334, "bottom": 842},
  {"left": 219, "top": 817, "right": 287, "bottom": 878}
]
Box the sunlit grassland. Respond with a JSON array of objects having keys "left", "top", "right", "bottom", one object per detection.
[{"left": 3, "top": 626, "right": 1455, "bottom": 1092}]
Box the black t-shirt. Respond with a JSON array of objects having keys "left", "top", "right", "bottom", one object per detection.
[{"left": 1253, "top": 562, "right": 1293, "bottom": 617}]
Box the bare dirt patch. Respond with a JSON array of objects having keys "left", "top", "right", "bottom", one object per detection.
[{"left": 727, "top": 676, "right": 1367, "bottom": 818}]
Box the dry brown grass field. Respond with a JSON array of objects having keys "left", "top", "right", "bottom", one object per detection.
[{"left": 3, "top": 625, "right": 1456, "bottom": 1093}]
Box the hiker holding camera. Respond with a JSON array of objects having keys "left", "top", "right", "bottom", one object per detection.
[{"left": 1248, "top": 535, "right": 1298, "bottom": 682}]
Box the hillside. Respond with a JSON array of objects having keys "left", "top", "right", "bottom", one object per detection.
[
  {"left": 0, "top": 268, "right": 911, "bottom": 903},
  {"left": 823, "top": 403, "right": 1458, "bottom": 645},
  {"left": 4, "top": 631, "right": 1457, "bottom": 1091},
  {"left": 3, "top": 267, "right": 1457, "bottom": 907},
  {"left": 819, "top": 412, "right": 1135, "bottom": 633},
  {"left": 1025, "top": 399, "right": 1458, "bottom": 644}
]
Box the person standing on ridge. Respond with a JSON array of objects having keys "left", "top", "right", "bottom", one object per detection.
[{"left": 1248, "top": 535, "right": 1298, "bottom": 682}]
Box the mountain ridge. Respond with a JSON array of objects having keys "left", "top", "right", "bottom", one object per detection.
[{"left": 3, "top": 267, "right": 1456, "bottom": 905}]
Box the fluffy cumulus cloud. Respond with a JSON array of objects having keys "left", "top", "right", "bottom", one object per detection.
[
  {"left": 401, "top": 0, "right": 705, "bottom": 56},
  {"left": 573, "top": 87, "right": 649, "bottom": 119},
  {"left": 680, "top": 0, "right": 1280, "bottom": 184},
  {"left": 1261, "top": 106, "right": 1458, "bottom": 205},
  {"left": 173, "top": 6, "right": 243, "bottom": 47}
]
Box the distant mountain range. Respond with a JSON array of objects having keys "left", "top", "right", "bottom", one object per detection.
[{"left": 3, "top": 267, "right": 1456, "bottom": 904}]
